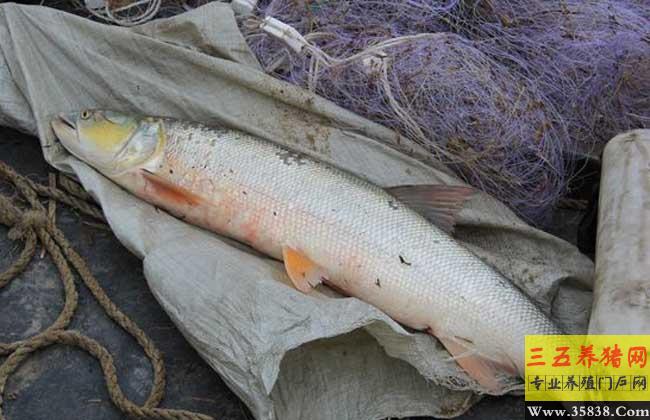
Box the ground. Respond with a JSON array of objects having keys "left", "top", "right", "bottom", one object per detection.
[{"left": 0, "top": 126, "right": 589, "bottom": 419}]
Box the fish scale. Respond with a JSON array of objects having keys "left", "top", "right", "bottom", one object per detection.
[
  {"left": 52, "top": 110, "right": 562, "bottom": 392},
  {"left": 160, "top": 118, "right": 559, "bottom": 363}
]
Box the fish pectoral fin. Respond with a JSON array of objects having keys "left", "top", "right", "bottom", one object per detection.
[
  {"left": 385, "top": 184, "right": 475, "bottom": 234},
  {"left": 435, "top": 334, "right": 516, "bottom": 394},
  {"left": 282, "top": 246, "right": 327, "bottom": 293},
  {"left": 141, "top": 169, "right": 203, "bottom": 207}
]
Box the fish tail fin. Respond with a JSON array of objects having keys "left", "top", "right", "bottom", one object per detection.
[{"left": 433, "top": 332, "right": 517, "bottom": 394}]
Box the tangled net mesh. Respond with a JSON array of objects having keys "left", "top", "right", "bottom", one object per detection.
[
  {"left": 244, "top": 1, "right": 569, "bottom": 222},
  {"left": 243, "top": 0, "right": 649, "bottom": 222},
  {"left": 458, "top": 0, "right": 650, "bottom": 148}
]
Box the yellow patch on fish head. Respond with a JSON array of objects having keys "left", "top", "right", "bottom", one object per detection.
[
  {"left": 52, "top": 110, "right": 165, "bottom": 175},
  {"left": 77, "top": 110, "right": 139, "bottom": 153}
]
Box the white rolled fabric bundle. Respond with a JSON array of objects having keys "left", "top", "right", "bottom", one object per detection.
[{"left": 589, "top": 130, "right": 650, "bottom": 334}]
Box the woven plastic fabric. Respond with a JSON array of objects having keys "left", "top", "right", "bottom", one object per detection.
[{"left": 0, "top": 3, "right": 594, "bottom": 419}]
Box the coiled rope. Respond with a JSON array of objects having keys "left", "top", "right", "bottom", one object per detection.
[{"left": 0, "top": 160, "right": 214, "bottom": 420}]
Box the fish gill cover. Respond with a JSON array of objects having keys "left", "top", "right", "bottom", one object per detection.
[{"left": 242, "top": 0, "right": 650, "bottom": 223}]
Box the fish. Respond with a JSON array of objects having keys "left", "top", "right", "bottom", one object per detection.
[{"left": 51, "top": 109, "right": 562, "bottom": 392}]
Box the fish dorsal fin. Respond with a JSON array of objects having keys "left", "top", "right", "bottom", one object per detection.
[
  {"left": 282, "top": 246, "right": 327, "bottom": 293},
  {"left": 141, "top": 169, "right": 203, "bottom": 207},
  {"left": 385, "top": 184, "right": 475, "bottom": 234},
  {"left": 435, "top": 334, "right": 518, "bottom": 393}
]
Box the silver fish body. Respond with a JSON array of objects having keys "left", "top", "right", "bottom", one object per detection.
[{"left": 52, "top": 111, "right": 561, "bottom": 390}]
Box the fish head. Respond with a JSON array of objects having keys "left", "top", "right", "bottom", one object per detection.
[{"left": 51, "top": 109, "right": 164, "bottom": 175}]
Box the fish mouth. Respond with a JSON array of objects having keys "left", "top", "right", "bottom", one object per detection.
[{"left": 51, "top": 112, "right": 78, "bottom": 144}]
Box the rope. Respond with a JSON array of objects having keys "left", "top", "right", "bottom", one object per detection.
[
  {"left": 82, "top": 0, "right": 162, "bottom": 27},
  {"left": 58, "top": 173, "right": 94, "bottom": 202},
  {"left": 25, "top": 175, "right": 105, "bottom": 221},
  {"left": 0, "top": 160, "right": 214, "bottom": 420}
]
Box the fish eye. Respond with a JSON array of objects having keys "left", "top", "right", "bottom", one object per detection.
[{"left": 80, "top": 110, "right": 91, "bottom": 120}]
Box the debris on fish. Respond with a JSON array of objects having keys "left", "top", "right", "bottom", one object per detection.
[{"left": 51, "top": 109, "right": 562, "bottom": 392}]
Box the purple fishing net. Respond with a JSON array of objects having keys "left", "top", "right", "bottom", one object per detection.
[
  {"left": 460, "top": 0, "right": 650, "bottom": 149},
  {"left": 243, "top": 0, "right": 649, "bottom": 222}
]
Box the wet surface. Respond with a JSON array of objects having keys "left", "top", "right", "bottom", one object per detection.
[{"left": 0, "top": 126, "right": 586, "bottom": 419}]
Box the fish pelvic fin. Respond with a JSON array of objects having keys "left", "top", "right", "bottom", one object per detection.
[
  {"left": 431, "top": 331, "right": 517, "bottom": 394},
  {"left": 282, "top": 246, "right": 327, "bottom": 293},
  {"left": 385, "top": 184, "right": 475, "bottom": 234}
]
